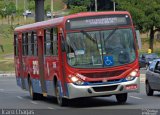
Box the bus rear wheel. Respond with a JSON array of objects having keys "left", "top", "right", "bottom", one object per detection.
[
  {"left": 116, "top": 93, "right": 127, "bottom": 104},
  {"left": 55, "top": 82, "right": 68, "bottom": 106}
]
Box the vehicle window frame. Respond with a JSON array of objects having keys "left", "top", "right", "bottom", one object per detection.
[{"left": 149, "top": 60, "right": 157, "bottom": 72}]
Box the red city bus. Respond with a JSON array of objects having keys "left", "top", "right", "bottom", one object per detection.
[{"left": 14, "top": 11, "right": 140, "bottom": 106}]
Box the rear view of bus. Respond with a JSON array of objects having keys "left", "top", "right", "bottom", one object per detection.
[{"left": 62, "top": 11, "right": 140, "bottom": 105}]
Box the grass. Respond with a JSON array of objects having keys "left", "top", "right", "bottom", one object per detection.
[
  {"left": 0, "top": 25, "right": 14, "bottom": 72},
  {"left": 0, "top": 0, "right": 65, "bottom": 72},
  {"left": 139, "top": 36, "right": 160, "bottom": 56}
]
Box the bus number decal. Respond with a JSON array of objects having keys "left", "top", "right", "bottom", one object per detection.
[
  {"left": 53, "top": 62, "right": 57, "bottom": 69},
  {"left": 32, "top": 61, "right": 39, "bottom": 75}
]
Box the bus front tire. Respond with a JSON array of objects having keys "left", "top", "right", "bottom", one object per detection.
[
  {"left": 29, "top": 79, "right": 42, "bottom": 100},
  {"left": 116, "top": 93, "right": 127, "bottom": 104},
  {"left": 55, "top": 82, "right": 68, "bottom": 106}
]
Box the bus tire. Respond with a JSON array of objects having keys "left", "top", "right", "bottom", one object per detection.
[
  {"left": 55, "top": 81, "right": 68, "bottom": 106},
  {"left": 116, "top": 93, "right": 127, "bottom": 104},
  {"left": 28, "top": 79, "right": 39, "bottom": 100}
]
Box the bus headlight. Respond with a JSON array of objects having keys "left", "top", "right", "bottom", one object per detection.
[
  {"left": 126, "top": 69, "right": 138, "bottom": 81},
  {"left": 69, "top": 75, "right": 84, "bottom": 85}
]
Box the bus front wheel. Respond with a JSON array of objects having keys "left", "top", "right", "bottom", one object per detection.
[
  {"left": 116, "top": 93, "right": 127, "bottom": 104},
  {"left": 55, "top": 82, "right": 68, "bottom": 106},
  {"left": 28, "top": 79, "right": 41, "bottom": 100}
]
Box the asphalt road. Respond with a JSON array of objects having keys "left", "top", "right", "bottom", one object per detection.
[{"left": 0, "top": 70, "right": 160, "bottom": 115}]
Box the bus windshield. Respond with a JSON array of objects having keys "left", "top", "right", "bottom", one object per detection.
[{"left": 66, "top": 28, "right": 136, "bottom": 68}]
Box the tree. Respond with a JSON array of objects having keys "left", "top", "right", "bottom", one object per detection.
[
  {"left": 67, "top": 0, "right": 94, "bottom": 13},
  {"left": 28, "top": 0, "right": 35, "bottom": 10},
  {"left": 6, "top": 2, "right": 16, "bottom": 25},
  {"left": 69, "top": 5, "right": 87, "bottom": 14},
  {"left": 114, "top": 0, "right": 160, "bottom": 52}
]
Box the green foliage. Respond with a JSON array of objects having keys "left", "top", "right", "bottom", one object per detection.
[
  {"left": 114, "top": 0, "right": 160, "bottom": 32},
  {"left": 114, "top": 0, "right": 160, "bottom": 51},
  {"left": 70, "top": 5, "right": 87, "bottom": 14},
  {"left": 28, "top": 0, "right": 35, "bottom": 10},
  {"left": 68, "top": 0, "right": 93, "bottom": 14}
]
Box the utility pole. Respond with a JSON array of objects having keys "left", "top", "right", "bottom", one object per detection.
[
  {"left": 95, "top": 0, "right": 97, "bottom": 12},
  {"left": 51, "top": 0, "right": 53, "bottom": 18},
  {"left": 16, "top": 0, "right": 18, "bottom": 10},
  {"left": 35, "top": 0, "right": 45, "bottom": 22},
  {"left": 113, "top": 1, "right": 116, "bottom": 11},
  {"left": 24, "top": 0, "right": 26, "bottom": 11}
]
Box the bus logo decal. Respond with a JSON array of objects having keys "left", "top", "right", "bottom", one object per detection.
[
  {"left": 32, "top": 61, "right": 39, "bottom": 75},
  {"left": 103, "top": 56, "right": 114, "bottom": 66}
]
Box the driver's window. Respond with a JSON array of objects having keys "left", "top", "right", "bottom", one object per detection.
[
  {"left": 155, "top": 61, "right": 160, "bottom": 71},
  {"left": 149, "top": 61, "right": 157, "bottom": 71}
]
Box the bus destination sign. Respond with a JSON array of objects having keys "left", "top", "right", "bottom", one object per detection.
[{"left": 66, "top": 15, "right": 131, "bottom": 30}]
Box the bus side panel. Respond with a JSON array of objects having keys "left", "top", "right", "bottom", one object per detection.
[
  {"left": 15, "top": 57, "right": 21, "bottom": 87},
  {"left": 44, "top": 56, "right": 59, "bottom": 96}
]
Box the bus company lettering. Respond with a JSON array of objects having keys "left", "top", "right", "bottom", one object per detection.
[
  {"left": 76, "top": 73, "right": 86, "bottom": 80},
  {"left": 32, "top": 61, "right": 39, "bottom": 75}
]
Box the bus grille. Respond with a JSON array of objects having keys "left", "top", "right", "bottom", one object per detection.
[
  {"left": 92, "top": 85, "right": 118, "bottom": 92},
  {"left": 82, "top": 70, "right": 126, "bottom": 78}
]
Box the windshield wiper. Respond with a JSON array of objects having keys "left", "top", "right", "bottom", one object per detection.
[
  {"left": 104, "top": 27, "right": 118, "bottom": 42},
  {"left": 80, "top": 30, "right": 96, "bottom": 42}
]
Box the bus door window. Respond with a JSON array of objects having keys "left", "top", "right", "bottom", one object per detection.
[
  {"left": 44, "top": 29, "right": 51, "bottom": 56},
  {"left": 28, "top": 32, "right": 32, "bottom": 56},
  {"left": 22, "top": 33, "right": 25, "bottom": 56},
  {"left": 33, "top": 32, "right": 37, "bottom": 56},
  {"left": 28, "top": 31, "right": 37, "bottom": 56},
  {"left": 53, "top": 28, "right": 58, "bottom": 56}
]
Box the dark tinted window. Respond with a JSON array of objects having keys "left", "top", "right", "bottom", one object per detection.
[
  {"left": 155, "top": 61, "right": 160, "bottom": 71},
  {"left": 149, "top": 61, "right": 157, "bottom": 71},
  {"left": 44, "top": 28, "right": 58, "bottom": 56}
]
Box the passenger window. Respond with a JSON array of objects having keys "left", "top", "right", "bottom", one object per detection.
[
  {"left": 22, "top": 33, "right": 28, "bottom": 56},
  {"left": 44, "top": 28, "right": 58, "bottom": 56},
  {"left": 53, "top": 28, "right": 58, "bottom": 56},
  {"left": 44, "top": 29, "right": 51, "bottom": 56},
  {"left": 28, "top": 33, "right": 32, "bottom": 56}
]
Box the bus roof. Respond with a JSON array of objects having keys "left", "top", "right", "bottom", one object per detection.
[{"left": 15, "top": 11, "right": 131, "bottom": 33}]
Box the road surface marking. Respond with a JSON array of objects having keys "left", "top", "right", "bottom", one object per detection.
[
  {"left": 30, "top": 101, "right": 38, "bottom": 105},
  {"left": 130, "top": 96, "right": 142, "bottom": 100},
  {"left": 16, "top": 96, "right": 23, "bottom": 100},
  {"left": 47, "top": 107, "right": 55, "bottom": 110}
]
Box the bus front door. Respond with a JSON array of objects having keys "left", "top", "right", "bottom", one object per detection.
[
  {"left": 18, "top": 34, "right": 25, "bottom": 89},
  {"left": 37, "top": 30, "right": 47, "bottom": 96}
]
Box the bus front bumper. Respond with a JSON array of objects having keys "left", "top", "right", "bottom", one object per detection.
[{"left": 66, "top": 77, "right": 140, "bottom": 99}]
